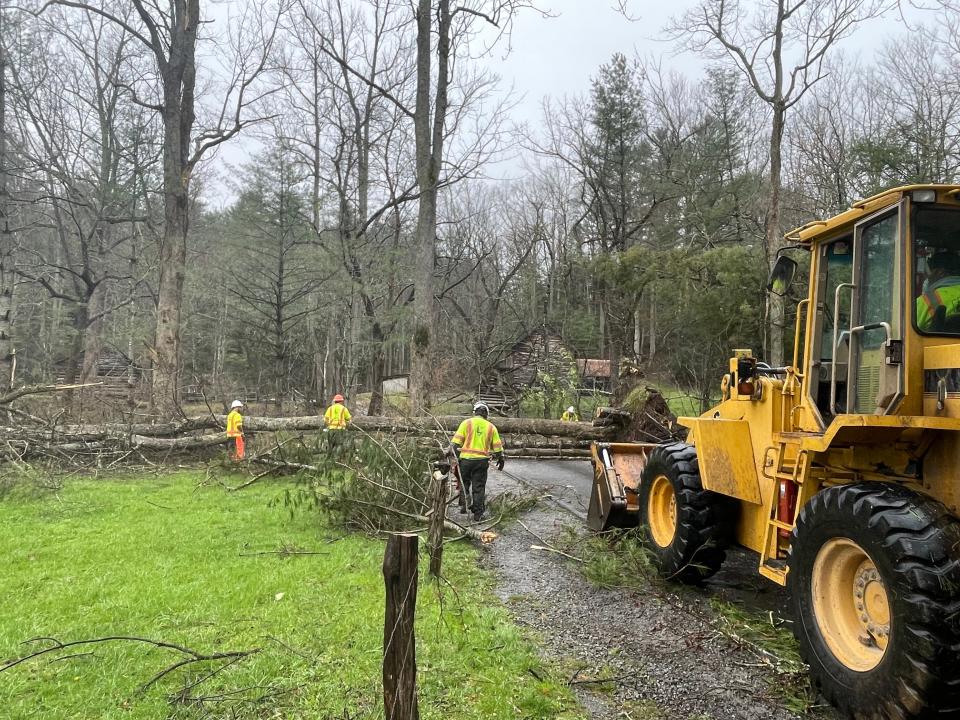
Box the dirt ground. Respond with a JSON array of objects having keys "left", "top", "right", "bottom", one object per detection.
[{"left": 477, "top": 460, "right": 841, "bottom": 720}]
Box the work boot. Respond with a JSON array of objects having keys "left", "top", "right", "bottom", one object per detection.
[
  {"left": 473, "top": 511, "right": 484, "bottom": 522},
  {"left": 459, "top": 507, "right": 469, "bottom": 515}
]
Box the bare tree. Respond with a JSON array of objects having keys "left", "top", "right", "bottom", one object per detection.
[
  {"left": 11, "top": 6, "right": 155, "bottom": 390},
  {"left": 0, "top": 7, "right": 18, "bottom": 390},
  {"left": 666, "top": 0, "right": 888, "bottom": 364},
  {"left": 283, "top": 0, "right": 419, "bottom": 414},
  {"left": 41, "top": 0, "right": 284, "bottom": 415},
  {"left": 407, "top": 0, "right": 539, "bottom": 412},
  {"left": 279, "top": 0, "right": 529, "bottom": 411}
]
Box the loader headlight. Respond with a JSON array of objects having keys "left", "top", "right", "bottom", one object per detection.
[{"left": 912, "top": 190, "right": 937, "bottom": 203}]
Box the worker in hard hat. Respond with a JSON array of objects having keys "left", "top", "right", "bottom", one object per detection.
[
  {"left": 324, "top": 394, "right": 352, "bottom": 430},
  {"left": 561, "top": 406, "right": 579, "bottom": 422},
  {"left": 226, "top": 400, "right": 245, "bottom": 461},
  {"left": 451, "top": 402, "right": 504, "bottom": 521}
]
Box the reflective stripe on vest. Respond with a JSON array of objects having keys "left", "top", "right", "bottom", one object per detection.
[{"left": 457, "top": 417, "right": 500, "bottom": 459}]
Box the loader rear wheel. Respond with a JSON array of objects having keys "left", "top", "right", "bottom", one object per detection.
[
  {"left": 637, "top": 443, "right": 736, "bottom": 584},
  {"left": 788, "top": 483, "right": 960, "bottom": 719}
]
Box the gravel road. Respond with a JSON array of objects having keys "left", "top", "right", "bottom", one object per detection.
[{"left": 478, "top": 459, "right": 839, "bottom": 720}]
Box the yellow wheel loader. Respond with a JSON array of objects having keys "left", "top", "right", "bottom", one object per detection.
[{"left": 589, "top": 185, "right": 960, "bottom": 719}]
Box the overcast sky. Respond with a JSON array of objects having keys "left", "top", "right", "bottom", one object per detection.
[
  {"left": 208, "top": 0, "right": 924, "bottom": 206},
  {"left": 482, "top": 1, "right": 680, "bottom": 103}
]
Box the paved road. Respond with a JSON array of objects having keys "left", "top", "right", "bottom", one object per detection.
[
  {"left": 498, "top": 458, "right": 594, "bottom": 520},
  {"left": 485, "top": 458, "right": 823, "bottom": 719}
]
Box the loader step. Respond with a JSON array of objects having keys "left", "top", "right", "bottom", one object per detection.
[{"left": 759, "top": 559, "right": 788, "bottom": 586}]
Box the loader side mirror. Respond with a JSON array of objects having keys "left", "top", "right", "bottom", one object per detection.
[{"left": 767, "top": 256, "right": 797, "bottom": 296}]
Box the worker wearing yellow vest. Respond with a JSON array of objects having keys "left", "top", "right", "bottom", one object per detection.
[
  {"left": 226, "top": 400, "right": 245, "bottom": 461},
  {"left": 917, "top": 251, "right": 960, "bottom": 331},
  {"left": 451, "top": 402, "right": 504, "bottom": 521},
  {"left": 561, "top": 406, "right": 579, "bottom": 422},
  {"left": 324, "top": 394, "right": 351, "bottom": 430}
]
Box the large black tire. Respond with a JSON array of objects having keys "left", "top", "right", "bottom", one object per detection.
[
  {"left": 637, "top": 442, "right": 737, "bottom": 584},
  {"left": 788, "top": 483, "right": 960, "bottom": 719}
]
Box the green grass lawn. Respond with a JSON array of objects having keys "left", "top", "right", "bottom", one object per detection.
[{"left": 0, "top": 473, "right": 581, "bottom": 719}]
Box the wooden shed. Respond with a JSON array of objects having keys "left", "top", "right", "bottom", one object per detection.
[
  {"left": 576, "top": 358, "right": 612, "bottom": 393},
  {"left": 492, "top": 328, "right": 577, "bottom": 389}
]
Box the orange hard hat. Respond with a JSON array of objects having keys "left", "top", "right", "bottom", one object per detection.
[{"left": 333, "top": 394, "right": 344, "bottom": 403}]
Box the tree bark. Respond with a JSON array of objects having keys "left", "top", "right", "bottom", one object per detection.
[
  {"left": 150, "top": 0, "right": 200, "bottom": 417},
  {"left": 766, "top": 102, "right": 786, "bottom": 366},
  {"left": 409, "top": 0, "right": 451, "bottom": 413},
  {"left": 368, "top": 321, "right": 386, "bottom": 416},
  {"left": 382, "top": 533, "right": 419, "bottom": 720},
  {"left": 0, "top": 14, "right": 14, "bottom": 393},
  {"left": 80, "top": 283, "right": 106, "bottom": 385},
  {"left": 427, "top": 469, "right": 446, "bottom": 577}
]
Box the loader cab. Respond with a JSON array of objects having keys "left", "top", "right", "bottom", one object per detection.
[{"left": 797, "top": 186, "right": 960, "bottom": 429}]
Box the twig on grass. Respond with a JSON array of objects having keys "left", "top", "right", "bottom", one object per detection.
[
  {"left": 1, "top": 635, "right": 259, "bottom": 693},
  {"left": 517, "top": 519, "right": 583, "bottom": 561},
  {"left": 224, "top": 468, "right": 275, "bottom": 491},
  {"left": 47, "top": 652, "right": 95, "bottom": 664},
  {"left": 530, "top": 544, "right": 585, "bottom": 562},
  {"left": 264, "top": 635, "right": 315, "bottom": 661}
]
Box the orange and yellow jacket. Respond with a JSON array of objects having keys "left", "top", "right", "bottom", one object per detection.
[
  {"left": 226, "top": 410, "right": 244, "bottom": 438},
  {"left": 324, "top": 402, "right": 352, "bottom": 430},
  {"left": 451, "top": 416, "right": 503, "bottom": 460}
]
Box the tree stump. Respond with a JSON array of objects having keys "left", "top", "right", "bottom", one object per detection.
[{"left": 383, "top": 533, "right": 419, "bottom": 720}]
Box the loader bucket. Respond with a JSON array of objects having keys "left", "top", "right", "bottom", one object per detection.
[{"left": 588, "top": 442, "right": 658, "bottom": 531}]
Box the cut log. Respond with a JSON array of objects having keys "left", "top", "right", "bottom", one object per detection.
[{"left": 131, "top": 434, "right": 230, "bottom": 450}]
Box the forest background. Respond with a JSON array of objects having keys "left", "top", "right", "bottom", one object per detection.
[{"left": 2, "top": 0, "right": 955, "bottom": 419}]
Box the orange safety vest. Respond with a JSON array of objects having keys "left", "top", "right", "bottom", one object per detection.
[
  {"left": 452, "top": 416, "right": 503, "bottom": 459},
  {"left": 324, "top": 402, "right": 351, "bottom": 430}
]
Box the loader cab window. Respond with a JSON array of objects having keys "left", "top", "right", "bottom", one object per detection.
[
  {"left": 913, "top": 207, "right": 960, "bottom": 335},
  {"left": 811, "top": 208, "right": 903, "bottom": 420},
  {"left": 812, "top": 237, "right": 853, "bottom": 419}
]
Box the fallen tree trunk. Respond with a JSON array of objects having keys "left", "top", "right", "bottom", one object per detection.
[
  {"left": 234, "top": 414, "right": 612, "bottom": 440},
  {"left": 131, "top": 434, "right": 231, "bottom": 451},
  {"left": 506, "top": 448, "right": 591, "bottom": 459},
  {"left": 0, "top": 412, "right": 619, "bottom": 463}
]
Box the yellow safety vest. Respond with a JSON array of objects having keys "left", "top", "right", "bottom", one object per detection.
[
  {"left": 917, "top": 283, "right": 960, "bottom": 330},
  {"left": 452, "top": 416, "right": 503, "bottom": 459},
  {"left": 324, "top": 403, "right": 351, "bottom": 430},
  {"left": 561, "top": 411, "right": 579, "bottom": 422},
  {"left": 226, "top": 410, "right": 243, "bottom": 438}
]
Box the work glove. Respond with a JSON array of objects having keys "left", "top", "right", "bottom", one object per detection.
[{"left": 495, "top": 454, "right": 505, "bottom": 472}]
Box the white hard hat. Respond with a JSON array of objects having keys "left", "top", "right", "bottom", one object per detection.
[
  {"left": 230, "top": 400, "right": 243, "bottom": 409},
  {"left": 473, "top": 401, "right": 489, "bottom": 414},
  {"left": 567, "top": 406, "right": 575, "bottom": 413}
]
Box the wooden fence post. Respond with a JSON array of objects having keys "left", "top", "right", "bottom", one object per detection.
[
  {"left": 383, "top": 532, "right": 419, "bottom": 720},
  {"left": 427, "top": 468, "right": 447, "bottom": 578}
]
